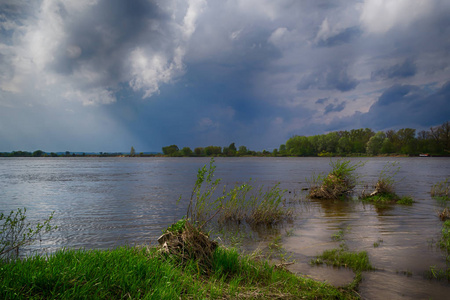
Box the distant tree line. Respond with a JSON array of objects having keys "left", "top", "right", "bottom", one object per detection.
[
  {"left": 161, "top": 143, "right": 270, "bottom": 157},
  {"left": 163, "top": 121, "right": 449, "bottom": 157},
  {"left": 283, "top": 121, "right": 449, "bottom": 157},
  {"left": 0, "top": 151, "right": 131, "bottom": 157}
]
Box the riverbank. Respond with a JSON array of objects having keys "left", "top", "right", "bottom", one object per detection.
[{"left": 0, "top": 244, "right": 358, "bottom": 299}]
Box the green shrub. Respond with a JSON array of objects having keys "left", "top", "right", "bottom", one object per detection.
[
  {"left": 309, "top": 159, "right": 364, "bottom": 200},
  {"left": 431, "top": 178, "right": 449, "bottom": 201},
  {"left": 1, "top": 208, "right": 56, "bottom": 261}
]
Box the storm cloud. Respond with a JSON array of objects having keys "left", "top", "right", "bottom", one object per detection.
[{"left": 0, "top": 0, "right": 449, "bottom": 152}]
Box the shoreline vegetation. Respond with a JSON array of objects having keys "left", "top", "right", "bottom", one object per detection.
[{"left": 1, "top": 121, "right": 449, "bottom": 158}]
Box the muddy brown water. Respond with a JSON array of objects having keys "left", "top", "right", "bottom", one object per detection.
[{"left": 1, "top": 157, "right": 449, "bottom": 299}]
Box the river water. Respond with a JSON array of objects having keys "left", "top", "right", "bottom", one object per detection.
[{"left": 1, "top": 157, "right": 449, "bottom": 299}]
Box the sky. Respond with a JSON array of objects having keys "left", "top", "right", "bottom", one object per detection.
[{"left": 0, "top": 0, "right": 449, "bottom": 153}]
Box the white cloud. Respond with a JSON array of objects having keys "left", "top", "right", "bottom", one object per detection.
[
  {"left": 360, "top": 0, "right": 434, "bottom": 34},
  {"left": 0, "top": 0, "right": 206, "bottom": 105}
]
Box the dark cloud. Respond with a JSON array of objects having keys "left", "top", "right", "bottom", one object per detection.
[
  {"left": 297, "top": 65, "right": 358, "bottom": 92},
  {"left": 324, "top": 101, "right": 346, "bottom": 114},
  {"left": 51, "top": 0, "right": 167, "bottom": 83},
  {"left": 315, "top": 97, "right": 328, "bottom": 104},
  {"left": 317, "top": 26, "right": 361, "bottom": 47},
  {"left": 361, "top": 82, "right": 450, "bottom": 129},
  {"left": 372, "top": 59, "right": 417, "bottom": 80}
]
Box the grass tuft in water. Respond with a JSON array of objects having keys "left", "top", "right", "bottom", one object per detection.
[
  {"left": 360, "top": 162, "right": 413, "bottom": 206},
  {"left": 311, "top": 246, "right": 374, "bottom": 273},
  {"left": 309, "top": 159, "right": 364, "bottom": 200},
  {"left": 426, "top": 220, "right": 450, "bottom": 281},
  {"left": 431, "top": 178, "right": 450, "bottom": 201}
]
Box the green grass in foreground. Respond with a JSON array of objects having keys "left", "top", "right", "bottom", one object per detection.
[{"left": 0, "top": 246, "right": 358, "bottom": 299}]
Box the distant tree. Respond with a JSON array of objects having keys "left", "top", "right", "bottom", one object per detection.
[
  {"left": 181, "top": 147, "right": 193, "bottom": 156},
  {"left": 204, "top": 146, "right": 221, "bottom": 156},
  {"left": 380, "top": 138, "right": 395, "bottom": 154},
  {"left": 32, "top": 150, "right": 44, "bottom": 157},
  {"left": 65, "top": 151, "right": 70, "bottom": 156},
  {"left": 194, "top": 147, "right": 204, "bottom": 156},
  {"left": 396, "top": 128, "right": 416, "bottom": 154},
  {"left": 279, "top": 144, "right": 287, "bottom": 156},
  {"left": 238, "top": 145, "right": 248, "bottom": 156},
  {"left": 430, "top": 121, "right": 450, "bottom": 154},
  {"left": 130, "top": 146, "right": 136, "bottom": 156},
  {"left": 286, "top": 136, "right": 313, "bottom": 156},
  {"left": 366, "top": 132, "right": 386, "bottom": 155},
  {"left": 162, "top": 145, "right": 179, "bottom": 156}
]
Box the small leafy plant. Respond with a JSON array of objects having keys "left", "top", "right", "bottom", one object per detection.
[
  {"left": 431, "top": 178, "right": 449, "bottom": 201},
  {"left": 1, "top": 208, "right": 56, "bottom": 261}
]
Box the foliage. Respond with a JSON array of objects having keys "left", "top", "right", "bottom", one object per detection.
[
  {"left": 129, "top": 146, "right": 135, "bottom": 156},
  {"left": 431, "top": 178, "right": 450, "bottom": 200},
  {"left": 245, "top": 183, "right": 292, "bottom": 226},
  {"left": 1, "top": 208, "right": 56, "bottom": 261},
  {"left": 186, "top": 160, "right": 293, "bottom": 228},
  {"left": 162, "top": 144, "right": 179, "bottom": 156},
  {"left": 427, "top": 220, "right": 450, "bottom": 281},
  {"left": 309, "top": 159, "right": 364, "bottom": 200},
  {"left": 186, "top": 158, "right": 224, "bottom": 225}
]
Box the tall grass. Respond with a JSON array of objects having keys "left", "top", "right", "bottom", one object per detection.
[
  {"left": 431, "top": 178, "right": 450, "bottom": 201},
  {"left": 245, "top": 183, "right": 292, "bottom": 226},
  {"left": 309, "top": 159, "right": 364, "bottom": 200},
  {"left": 185, "top": 159, "right": 293, "bottom": 227}
]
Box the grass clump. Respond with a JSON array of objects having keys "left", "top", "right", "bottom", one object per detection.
[
  {"left": 431, "top": 178, "right": 449, "bottom": 201},
  {"left": 245, "top": 183, "right": 293, "bottom": 226},
  {"left": 360, "top": 162, "right": 413, "bottom": 206},
  {"left": 309, "top": 159, "right": 364, "bottom": 200},
  {"left": 311, "top": 246, "right": 374, "bottom": 273}
]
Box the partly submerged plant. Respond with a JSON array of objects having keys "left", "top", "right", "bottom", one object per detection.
[
  {"left": 431, "top": 178, "right": 450, "bottom": 201},
  {"left": 311, "top": 245, "right": 374, "bottom": 273},
  {"left": 245, "top": 183, "right": 292, "bottom": 226},
  {"left": 309, "top": 159, "right": 364, "bottom": 200},
  {"left": 0, "top": 208, "right": 56, "bottom": 261},
  {"left": 360, "top": 162, "right": 413, "bottom": 206}
]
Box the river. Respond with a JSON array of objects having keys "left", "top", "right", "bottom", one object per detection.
[{"left": 1, "top": 157, "right": 449, "bottom": 299}]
